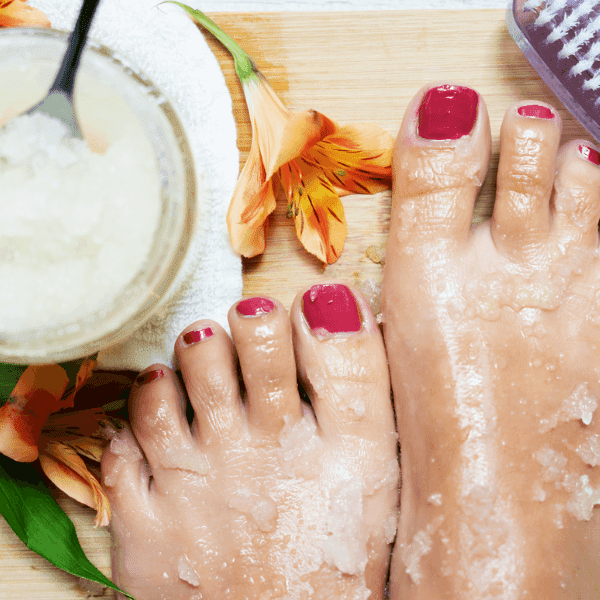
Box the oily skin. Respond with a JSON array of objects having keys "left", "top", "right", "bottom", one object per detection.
[
  {"left": 101, "top": 287, "right": 398, "bottom": 600},
  {"left": 383, "top": 83, "right": 600, "bottom": 599}
]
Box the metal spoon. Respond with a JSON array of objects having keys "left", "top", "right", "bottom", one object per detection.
[{"left": 10, "top": 0, "right": 102, "bottom": 139}]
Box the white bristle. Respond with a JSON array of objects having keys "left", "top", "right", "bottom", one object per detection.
[
  {"left": 549, "top": 1, "right": 594, "bottom": 43},
  {"left": 583, "top": 69, "right": 600, "bottom": 89},
  {"left": 558, "top": 9, "right": 600, "bottom": 58},
  {"left": 572, "top": 38, "right": 600, "bottom": 76},
  {"left": 536, "top": 0, "right": 564, "bottom": 27}
]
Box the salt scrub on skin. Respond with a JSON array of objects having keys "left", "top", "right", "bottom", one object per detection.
[{"left": 0, "top": 112, "right": 160, "bottom": 335}]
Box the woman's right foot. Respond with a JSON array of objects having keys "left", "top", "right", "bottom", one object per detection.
[
  {"left": 383, "top": 83, "right": 600, "bottom": 599},
  {"left": 101, "top": 284, "right": 398, "bottom": 600}
]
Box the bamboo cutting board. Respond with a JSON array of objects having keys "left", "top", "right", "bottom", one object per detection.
[{"left": 0, "top": 9, "right": 591, "bottom": 598}]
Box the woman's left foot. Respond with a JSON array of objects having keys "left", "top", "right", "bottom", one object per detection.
[{"left": 101, "top": 283, "right": 398, "bottom": 600}]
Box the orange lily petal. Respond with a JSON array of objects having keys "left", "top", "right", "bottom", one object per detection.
[
  {"left": 243, "top": 73, "right": 289, "bottom": 180},
  {"left": 284, "top": 158, "right": 347, "bottom": 264},
  {"left": 42, "top": 408, "right": 109, "bottom": 442},
  {"left": 265, "top": 109, "right": 336, "bottom": 181},
  {"left": 62, "top": 358, "right": 98, "bottom": 409},
  {"left": 0, "top": 0, "right": 50, "bottom": 28},
  {"left": 227, "top": 133, "right": 276, "bottom": 256},
  {"left": 39, "top": 440, "right": 110, "bottom": 527},
  {"left": 0, "top": 365, "right": 69, "bottom": 462},
  {"left": 305, "top": 123, "right": 393, "bottom": 197}
]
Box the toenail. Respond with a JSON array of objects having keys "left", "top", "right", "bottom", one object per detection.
[
  {"left": 236, "top": 297, "right": 275, "bottom": 317},
  {"left": 578, "top": 144, "right": 600, "bottom": 166},
  {"left": 136, "top": 369, "right": 164, "bottom": 385},
  {"left": 183, "top": 327, "right": 214, "bottom": 345},
  {"left": 517, "top": 104, "right": 554, "bottom": 119},
  {"left": 417, "top": 84, "right": 478, "bottom": 140},
  {"left": 302, "top": 284, "right": 362, "bottom": 335}
]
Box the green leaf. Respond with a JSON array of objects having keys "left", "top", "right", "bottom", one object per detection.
[
  {"left": 0, "top": 454, "right": 134, "bottom": 599},
  {"left": 0, "top": 363, "right": 27, "bottom": 409}
]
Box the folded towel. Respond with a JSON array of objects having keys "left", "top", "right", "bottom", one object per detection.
[{"left": 30, "top": 0, "right": 243, "bottom": 371}]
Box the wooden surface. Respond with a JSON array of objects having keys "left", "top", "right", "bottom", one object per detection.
[{"left": 0, "top": 9, "right": 591, "bottom": 598}]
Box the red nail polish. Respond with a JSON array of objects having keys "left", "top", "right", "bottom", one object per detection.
[
  {"left": 417, "top": 84, "right": 479, "bottom": 140},
  {"left": 236, "top": 297, "right": 275, "bottom": 317},
  {"left": 136, "top": 369, "right": 164, "bottom": 385},
  {"left": 579, "top": 144, "right": 600, "bottom": 166},
  {"left": 302, "top": 284, "right": 361, "bottom": 335},
  {"left": 517, "top": 104, "right": 554, "bottom": 119},
  {"left": 183, "top": 327, "right": 213, "bottom": 345}
]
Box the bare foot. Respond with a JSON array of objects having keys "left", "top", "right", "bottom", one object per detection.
[
  {"left": 383, "top": 83, "right": 600, "bottom": 598},
  {"left": 101, "top": 284, "right": 398, "bottom": 600}
]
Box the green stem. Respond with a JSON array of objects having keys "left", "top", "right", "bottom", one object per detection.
[{"left": 162, "top": 2, "right": 257, "bottom": 82}]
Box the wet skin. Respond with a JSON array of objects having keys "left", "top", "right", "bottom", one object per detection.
[
  {"left": 101, "top": 286, "right": 398, "bottom": 600},
  {"left": 383, "top": 84, "right": 600, "bottom": 599}
]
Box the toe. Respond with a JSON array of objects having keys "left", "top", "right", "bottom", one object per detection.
[
  {"left": 174, "top": 320, "right": 245, "bottom": 444},
  {"left": 228, "top": 297, "right": 303, "bottom": 434},
  {"left": 128, "top": 365, "right": 208, "bottom": 481},
  {"left": 290, "top": 282, "right": 396, "bottom": 441},
  {"left": 389, "top": 82, "right": 491, "bottom": 249},
  {"left": 551, "top": 140, "right": 600, "bottom": 247},
  {"left": 492, "top": 101, "right": 561, "bottom": 257},
  {"left": 100, "top": 422, "right": 152, "bottom": 519}
]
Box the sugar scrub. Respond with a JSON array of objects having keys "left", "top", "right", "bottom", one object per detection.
[{"left": 0, "top": 111, "right": 160, "bottom": 334}]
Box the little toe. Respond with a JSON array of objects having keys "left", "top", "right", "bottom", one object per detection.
[
  {"left": 390, "top": 82, "right": 491, "bottom": 250},
  {"left": 492, "top": 101, "right": 561, "bottom": 257},
  {"left": 100, "top": 422, "right": 152, "bottom": 519},
  {"left": 228, "top": 297, "right": 303, "bottom": 434},
  {"left": 551, "top": 140, "right": 600, "bottom": 247},
  {"left": 290, "top": 282, "right": 396, "bottom": 441},
  {"left": 128, "top": 365, "right": 206, "bottom": 482},
  {"left": 174, "top": 320, "right": 244, "bottom": 444}
]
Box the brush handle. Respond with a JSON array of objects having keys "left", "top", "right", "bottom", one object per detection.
[{"left": 49, "top": 0, "right": 102, "bottom": 97}]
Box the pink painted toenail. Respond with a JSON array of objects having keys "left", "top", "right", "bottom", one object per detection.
[
  {"left": 236, "top": 297, "right": 275, "bottom": 317},
  {"left": 302, "top": 284, "right": 361, "bottom": 334},
  {"left": 136, "top": 369, "right": 164, "bottom": 385},
  {"left": 417, "top": 84, "right": 479, "bottom": 140},
  {"left": 183, "top": 327, "right": 213, "bottom": 345},
  {"left": 579, "top": 144, "right": 600, "bottom": 166},
  {"left": 517, "top": 104, "right": 554, "bottom": 119}
]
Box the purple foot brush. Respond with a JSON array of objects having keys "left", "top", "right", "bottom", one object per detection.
[{"left": 507, "top": 0, "right": 600, "bottom": 142}]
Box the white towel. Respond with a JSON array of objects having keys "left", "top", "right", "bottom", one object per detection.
[{"left": 29, "top": 0, "right": 243, "bottom": 371}]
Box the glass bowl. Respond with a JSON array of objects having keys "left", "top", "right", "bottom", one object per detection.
[{"left": 0, "top": 27, "right": 196, "bottom": 365}]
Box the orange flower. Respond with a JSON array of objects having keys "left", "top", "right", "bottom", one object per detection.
[
  {"left": 0, "top": 0, "right": 50, "bottom": 28},
  {"left": 169, "top": 3, "right": 394, "bottom": 264},
  {"left": 0, "top": 359, "right": 115, "bottom": 527}
]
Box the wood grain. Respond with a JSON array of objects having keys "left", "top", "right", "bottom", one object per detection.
[{"left": 0, "top": 9, "right": 590, "bottom": 598}]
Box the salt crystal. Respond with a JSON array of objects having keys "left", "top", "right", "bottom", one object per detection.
[
  {"left": 161, "top": 445, "right": 209, "bottom": 475},
  {"left": 534, "top": 446, "right": 567, "bottom": 484},
  {"left": 383, "top": 511, "right": 398, "bottom": 544},
  {"left": 227, "top": 487, "right": 278, "bottom": 533},
  {"left": 401, "top": 516, "right": 444, "bottom": 585},
  {"left": 109, "top": 430, "right": 143, "bottom": 462},
  {"left": 575, "top": 433, "right": 600, "bottom": 466},
  {"left": 322, "top": 480, "right": 368, "bottom": 575},
  {"left": 427, "top": 493, "right": 443, "bottom": 506},
  {"left": 540, "top": 383, "right": 598, "bottom": 433},
  {"left": 532, "top": 481, "right": 546, "bottom": 502},
  {"left": 565, "top": 475, "right": 600, "bottom": 521},
  {"left": 0, "top": 112, "right": 160, "bottom": 334},
  {"left": 178, "top": 555, "right": 200, "bottom": 587},
  {"left": 277, "top": 409, "right": 324, "bottom": 479}
]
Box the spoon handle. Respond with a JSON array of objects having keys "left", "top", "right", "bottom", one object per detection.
[{"left": 49, "top": 0, "right": 102, "bottom": 97}]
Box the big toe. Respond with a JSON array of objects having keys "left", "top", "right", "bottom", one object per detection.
[{"left": 389, "top": 82, "right": 491, "bottom": 252}]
